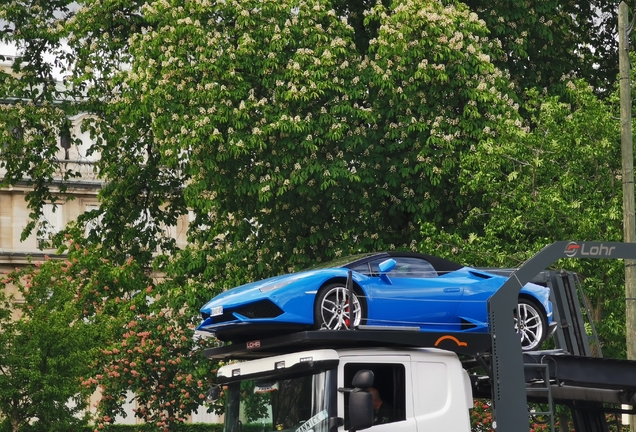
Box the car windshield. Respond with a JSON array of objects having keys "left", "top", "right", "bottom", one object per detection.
[
  {"left": 302, "top": 253, "right": 378, "bottom": 271},
  {"left": 224, "top": 371, "right": 332, "bottom": 432}
]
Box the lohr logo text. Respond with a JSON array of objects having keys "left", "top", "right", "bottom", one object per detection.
[{"left": 564, "top": 242, "right": 615, "bottom": 258}]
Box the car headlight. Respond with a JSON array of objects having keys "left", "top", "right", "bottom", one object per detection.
[{"left": 259, "top": 279, "right": 294, "bottom": 293}]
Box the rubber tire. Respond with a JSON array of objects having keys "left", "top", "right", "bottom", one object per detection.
[
  {"left": 516, "top": 297, "right": 548, "bottom": 351},
  {"left": 313, "top": 283, "right": 364, "bottom": 330}
]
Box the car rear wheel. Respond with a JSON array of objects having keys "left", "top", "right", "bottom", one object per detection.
[
  {"left": 515, "top": 298, "right": 548, "bottom": 351},
  {"left": 314, "top": 283, "right": 363, "bottom": 330}
]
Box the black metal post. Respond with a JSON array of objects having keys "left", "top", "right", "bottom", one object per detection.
[{"left": 347, "top": 270, "right": 354, "bottom": 330}]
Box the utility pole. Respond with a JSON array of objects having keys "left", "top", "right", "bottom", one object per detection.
[{"left": 619, "top": 3, "right": 636, "bottom": 430}]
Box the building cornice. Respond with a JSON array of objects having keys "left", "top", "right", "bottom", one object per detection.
[{"left": 0, "top": 251, "right": 67, "bottom": 266}]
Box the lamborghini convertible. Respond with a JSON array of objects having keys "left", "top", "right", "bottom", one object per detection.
[{"left": 197, "top": 252, "right": 555, "bottom": 350}]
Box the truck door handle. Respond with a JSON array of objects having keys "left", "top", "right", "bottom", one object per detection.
[{"left": 444, "top": 288, "right": 460, "bottom": 293}]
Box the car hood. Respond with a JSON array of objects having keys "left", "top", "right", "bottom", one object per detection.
[{"left": 200, "top": 268, "right": 351, "bottom": 313}]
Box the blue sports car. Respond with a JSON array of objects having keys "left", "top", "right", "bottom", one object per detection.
[{"left": 197, "top": 252, "right": 555, "bottom": 350}]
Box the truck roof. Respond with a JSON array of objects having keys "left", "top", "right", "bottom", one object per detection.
[{"left": 216, "top": 345, "right": 467, "bottom": 384}]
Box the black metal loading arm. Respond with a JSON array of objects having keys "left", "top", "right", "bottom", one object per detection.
[{"left": 489, "top": 241, "right": 635, "bottom": 432}]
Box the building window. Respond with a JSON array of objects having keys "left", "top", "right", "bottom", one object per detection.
[
  {"left": 38, "top": 204, "right": 63, "bottom": 249},
  {"left": 60, "top": 121, "right": 72, "bottom": 160},
  {"left": 84, "top": 204, "right": 101, "bottom": 238}
]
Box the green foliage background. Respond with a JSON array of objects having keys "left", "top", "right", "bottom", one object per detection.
[{"left": 0, "top": 0, "right": 633, "bottom": 429}]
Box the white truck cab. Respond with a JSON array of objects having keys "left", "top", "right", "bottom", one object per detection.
[{"left": 215, "top": 343, "right": 475, "bottom": 432}]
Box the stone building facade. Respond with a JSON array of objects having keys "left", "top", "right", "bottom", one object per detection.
[
  {"left": 0, "top": 51, "right": 103, "bottom": 317},
  {"left": 0, "top": 54, "right": 220, "bottom": 425}
]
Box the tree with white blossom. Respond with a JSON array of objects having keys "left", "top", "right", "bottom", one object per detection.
[
  {"left": 64, "top": 0, "right": 519, "bottom": 427},
  {"left": 98, "top": 0, "right": 518, "bottom": 277},
  {"left": 1, "top": 0, "right": 628, "bottom": 429}
]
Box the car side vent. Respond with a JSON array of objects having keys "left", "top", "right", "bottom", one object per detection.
[
  {"left": 468, "top": 271, "right": 493, "bottom": 279},
  {"left": 461, "top": 318, "right": 477, "bottom": 330}
]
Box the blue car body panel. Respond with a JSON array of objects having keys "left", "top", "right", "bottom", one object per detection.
[{"left": 197, "top": 252, "right": 553, "bottom": 341}]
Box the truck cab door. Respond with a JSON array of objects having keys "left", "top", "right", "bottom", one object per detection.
[{"left": 337, "top": 354, "right": 416, "bottom": 432}]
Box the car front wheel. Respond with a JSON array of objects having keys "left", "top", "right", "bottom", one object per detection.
[
  {"left": 314, "top": 283, "right": 363, "bottom": 330},
  {"left": 515, "top": 298, "right": 548, "bottom": 351}
]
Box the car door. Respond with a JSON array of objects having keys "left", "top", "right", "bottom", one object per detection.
[{"left": 352, "top": 257, "right": 464, "bottom": 329}]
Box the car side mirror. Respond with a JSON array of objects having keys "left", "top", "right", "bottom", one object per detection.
[
  {"left": 378, "top": 259, "right": 396, "bottom": 273},
  {"left": 378, "top": 259, "right": 396, "bottom": 285}
]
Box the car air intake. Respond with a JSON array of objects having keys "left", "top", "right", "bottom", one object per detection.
[
  {"left": 205, "top": 300, "right": 285, "bottom": 324},
  {"left": 468, "top": 271, "right": 493, "bottom": 279},
  {"left": 234, "top": 300, "right": 284, "bottom": 319}
]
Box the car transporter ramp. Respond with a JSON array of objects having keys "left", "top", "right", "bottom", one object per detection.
[{"left": 204, "top": 241, "right": 636, "bottom": 432}]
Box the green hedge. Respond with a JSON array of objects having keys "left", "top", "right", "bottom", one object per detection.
[
  {"left": 103, "top": 424, "right": 224, "bottom": 432},
  {"left": 1, "top": 421, "right": 275, "bottom": 432},
  {"left": 90, "top": 423, "right": 270, "bottom": 432},
  {"left": 67, "top": 424, "right": 224, "bottom": 432},
  {"left": 0, "top": 419, "right": 226, "bottom": 432}
]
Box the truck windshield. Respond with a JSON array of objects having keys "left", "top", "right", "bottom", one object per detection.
[{"left": 224, "top": 371, "right": 332, "bottom": 432}]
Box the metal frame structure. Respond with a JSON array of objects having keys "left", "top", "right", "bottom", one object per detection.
[
  {"left": 203, "top": 328, "right": 492, "bottom": 360},
  {"left": 488, "top": 241, "right": 636, "bottom": 431}
]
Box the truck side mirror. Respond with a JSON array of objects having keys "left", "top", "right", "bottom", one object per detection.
[
  {"left": 352, "top": 370, "right": 374, "bottom": 388},
  {"left": 348, "top": 370, "right": 374, "bottom": 431},
  {"left": 349, "top": 391, "right": 374, "bottom": 431},
  {"left": 206, "top": 384, "right": 221, "bottom": 402},
  {"left": 329, "top": 416, "right": 344, "bottom": 432}
]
